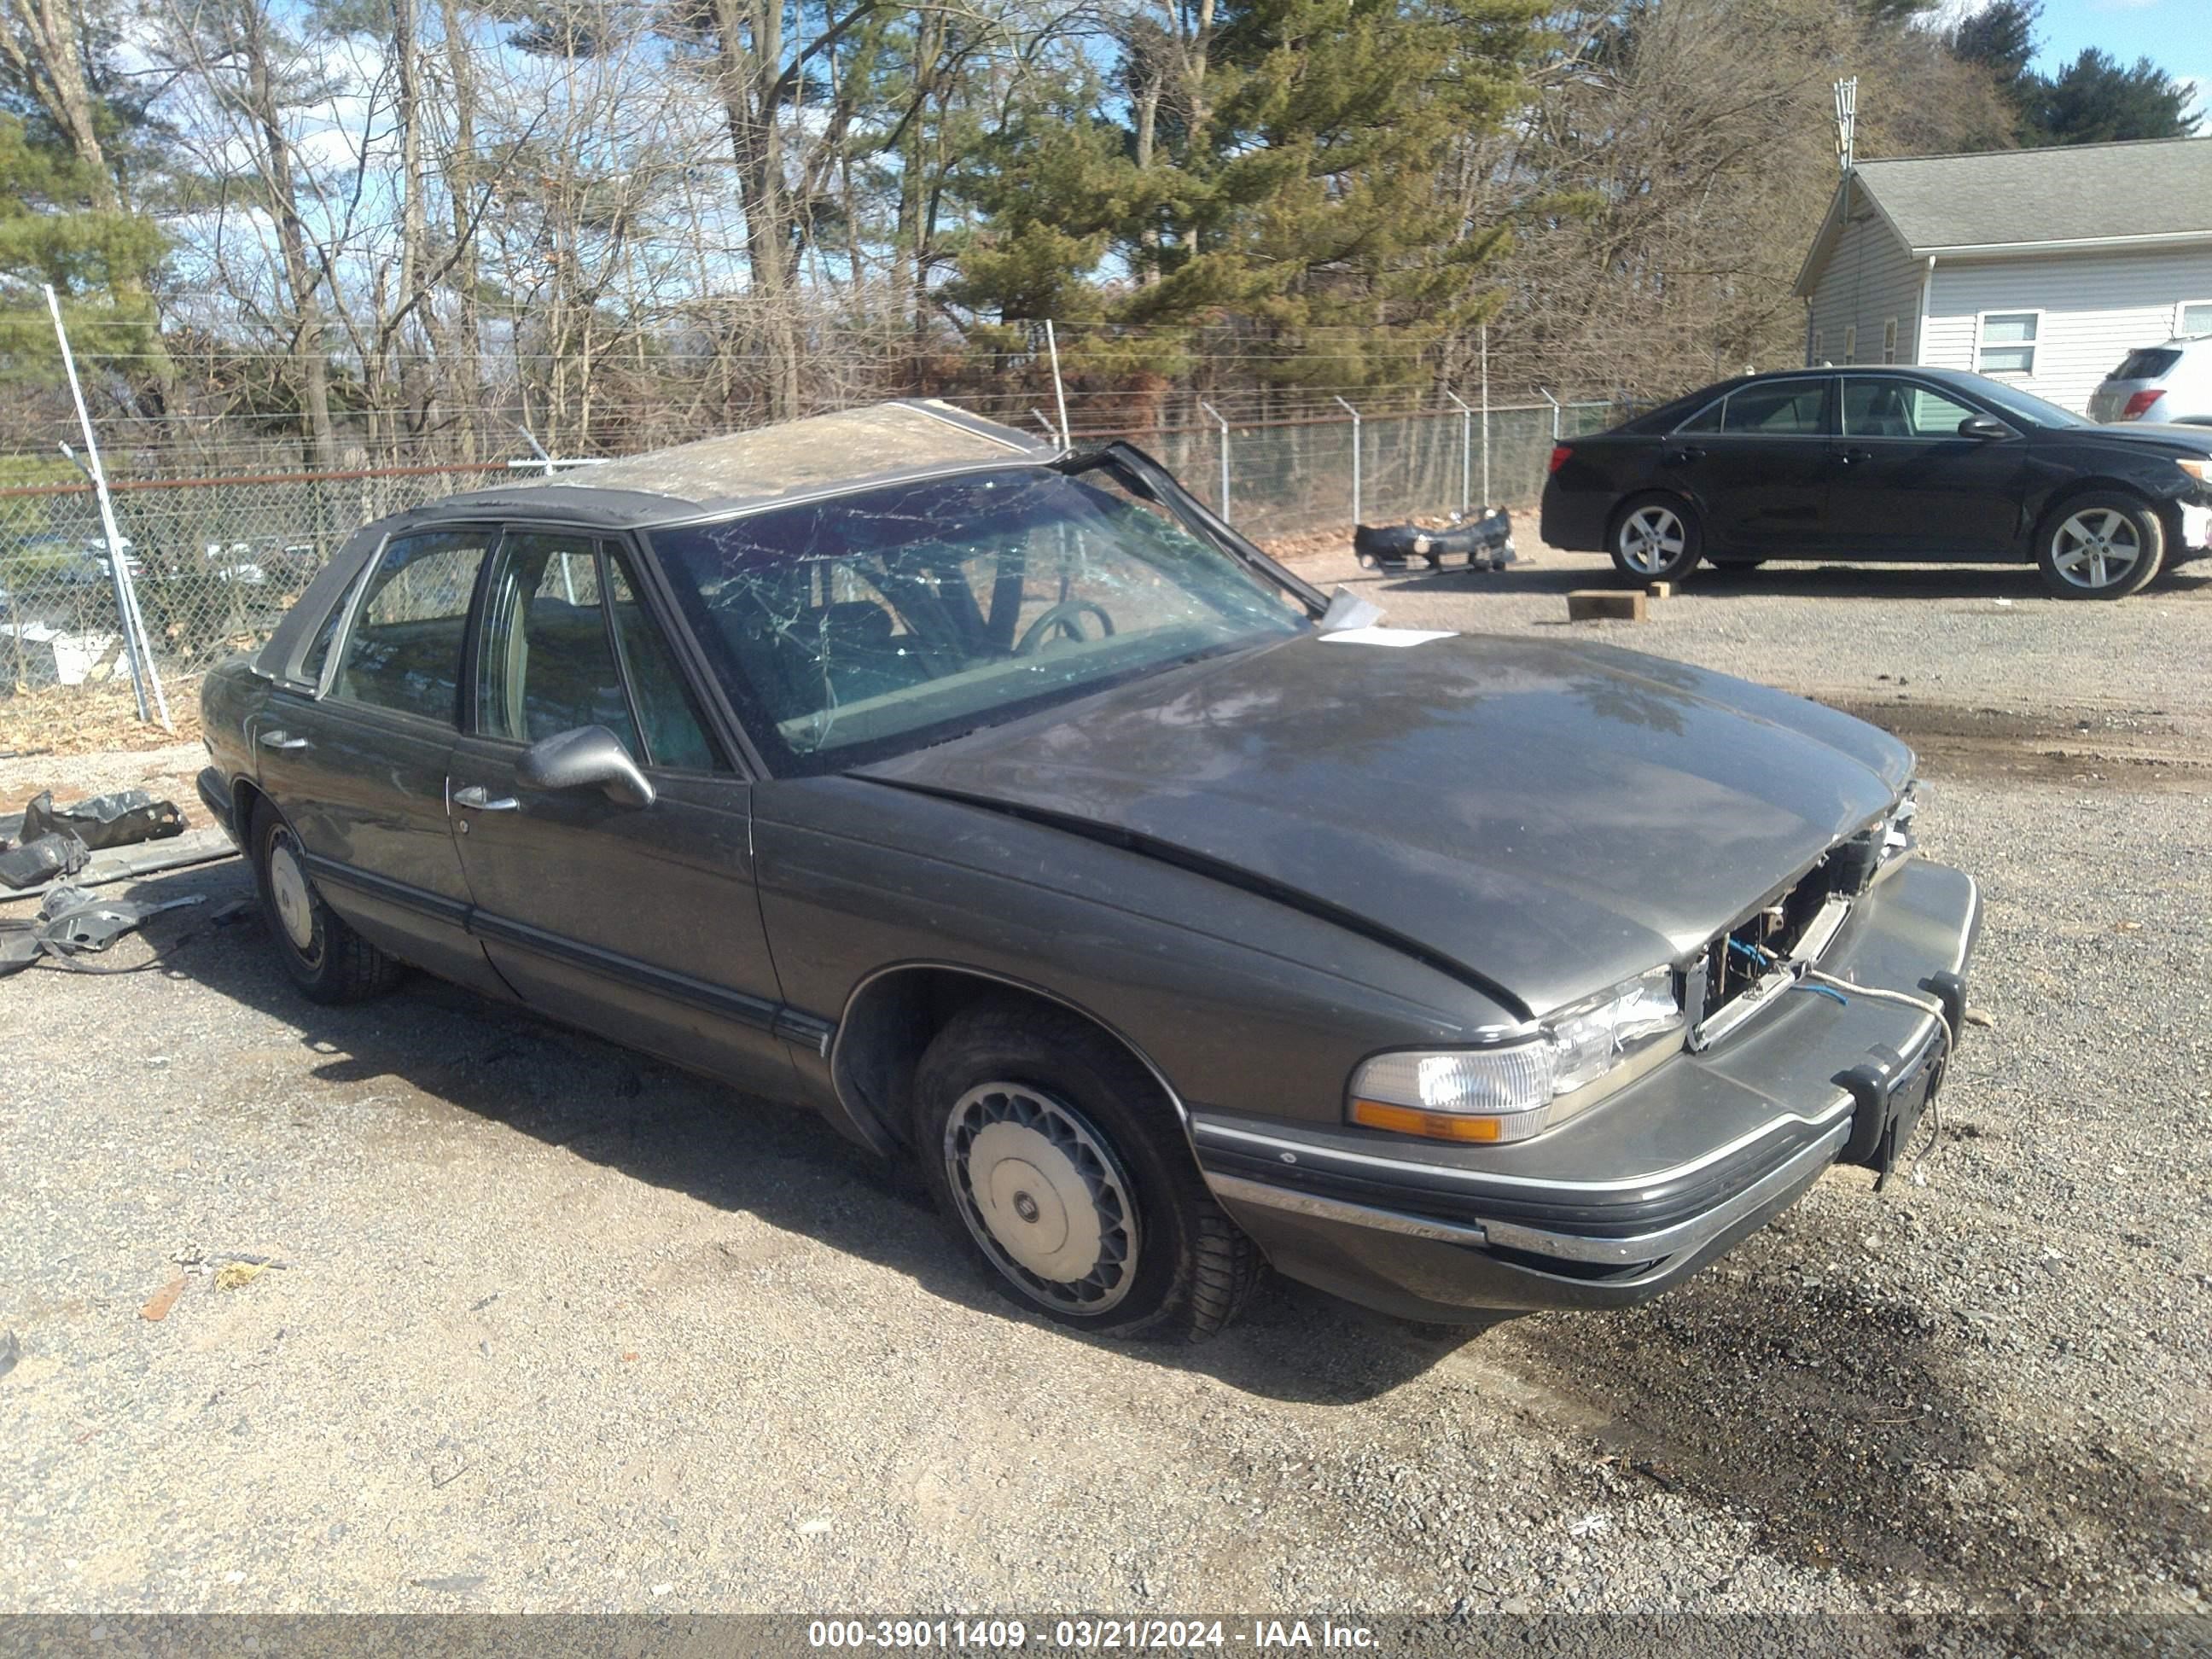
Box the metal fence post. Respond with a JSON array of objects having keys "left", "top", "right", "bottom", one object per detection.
[
  {"left": 45, "top": 284, "right": 169, "bottom": 730},
  {"left": 1480, "top": 325, "right": 1492, "bottom": 509},
  {"left": 1443, "top": 392, "right": 1473, "bottom": 517},
  {"left": 1198, "top": 400, "right": 1231, "bottom": 521},
  {"left": 1539, "top": 386, "right": 1562, "bottom": 443},
  {"left": 1332, "top": 397, "right": 1361, "bottom": 525}
]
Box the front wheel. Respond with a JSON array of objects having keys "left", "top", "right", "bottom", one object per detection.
[
  {"left": 2035, "top": 492, "right": 2164, "bottom": 600},
  {"left": 1609, "top": 495, "right": 1703, "bottom": 585},
  {"left": 912, "top": 997, "right": 1262, "bottom": 1340}
]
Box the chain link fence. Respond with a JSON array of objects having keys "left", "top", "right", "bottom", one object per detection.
[{"left": 1, "top": 399, "right": 1619, "bottom": 707}]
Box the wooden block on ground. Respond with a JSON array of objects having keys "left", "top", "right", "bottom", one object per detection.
[
  {"left": 1646, "top": 581, "right": 1674, "bottom": 600},
  {"left": 1567, "top": 589, "right": 1647, "bottom": 622}
]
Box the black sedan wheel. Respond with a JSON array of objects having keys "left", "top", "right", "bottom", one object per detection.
[
  {"left": 2035, "top": 492, "right": 2164, "bottom": 600},
  {"left": 250, "top": 800, "right": 403, "bottom": 1004},
  {"left": 1609, "top": 495, "right": 1703, "bottom": 585},
  {"left": 913, "top": 997, "right": 1261, "bottom": 1340}
]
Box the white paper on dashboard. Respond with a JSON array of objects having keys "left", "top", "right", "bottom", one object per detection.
[{"left": 1315, "top": 626, "right": 1458, "bottom": 648}]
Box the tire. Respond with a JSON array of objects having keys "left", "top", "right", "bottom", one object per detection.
[
  {"left": 912, "top": 996, "right": 1262, "bottom": 1341},
  {"left": 1608, "top": 494, "right": 1703, "bottom": 585},
  {"left": 249, "top": 800, "right": 405, "bottom": 1004},
  {"left": 2034, "top": 491, "right": 2165, "bottom": 600}
]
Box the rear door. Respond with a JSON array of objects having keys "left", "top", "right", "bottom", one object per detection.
[
  {"left": 251, "top": 525, "right": 507, "bottom": 995},
  {"left": 1659, "top": 376, "right": 1835, "bottom": 555},
  {"left": 445, "top": 527, "right": 798, "bottom": 1096},
  {"left": 1825, "top": 376, "right": 2026, "bottom": 558}
]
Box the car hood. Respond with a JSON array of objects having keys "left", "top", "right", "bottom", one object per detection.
[
  {"left": 855, "top": 632, "right": 1912, "bottom": 1016},
  {"left": 2074, "top": 421, "right": 2212, "bottom": 457}
]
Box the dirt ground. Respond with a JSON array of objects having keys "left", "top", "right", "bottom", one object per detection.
[{"left": 2, "top": 538, "right": 2208, "bottom": 1624}]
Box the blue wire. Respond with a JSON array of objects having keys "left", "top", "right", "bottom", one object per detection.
[{"left": 1796, "top": 982, "right": 1849, "bottom": 1006}]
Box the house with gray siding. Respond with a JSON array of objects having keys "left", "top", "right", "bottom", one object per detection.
[{"left": 1794, "top": 138, "right": 2212, "bottom": 413}]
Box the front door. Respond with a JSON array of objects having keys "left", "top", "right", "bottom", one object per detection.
[
  {"left": 1825, "top": 376, "right": 2027, "bottom": 558},
  {"left": 445, "top": 528, "right": 797, "bottom": 1096},
  {"left": 1660, "top": 375, "right": 1835, "bottom": 556},
  {"left": 253, "top": 526, "right": 507, "bottom": 996}
]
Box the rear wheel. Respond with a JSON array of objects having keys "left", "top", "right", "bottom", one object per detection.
[
  {"left": 2035, "top": 492, "right": 2164, "bottom": 600},
  {"left": 912, "top": 997, "right": 1261, "bottom": 1340},
  {"left": 1608, "top": 495, "right": 1702, "bottom": 585},
  {"left": 250, "top": 800, "right": 404, "bottom": 1004}
]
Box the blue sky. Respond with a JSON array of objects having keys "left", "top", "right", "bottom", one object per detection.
[{"left": 2028, "top": 0, "right": 2208, "bottom": 120}]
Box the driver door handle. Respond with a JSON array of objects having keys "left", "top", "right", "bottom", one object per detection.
[
  {"left": 452, "top": 783, "right": 520, "bottom": 812},
  {"left": 259, "top": 729, "right": 311, "bottom": 752},
  {"left": 1662, "top": 446, "right": 1705, "bottom": 465},
  {"left": 1837, "top": 447, "right": 1874, "bottom": 465}
]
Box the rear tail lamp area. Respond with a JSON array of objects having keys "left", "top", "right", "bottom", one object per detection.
[
  {"left": 2121, "top": 389, "right": 2164, "bottom": 420},
  {"left": 1548, "top": 444, "right": 1574, "bottom": 474}
]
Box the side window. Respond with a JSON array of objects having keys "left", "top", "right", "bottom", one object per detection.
[
  {"left": 1673, "top": 399, "right": 1724, "bottom": 434},
  {"left": 1842, "top": 378, "right": 1982, "bottom": 439},
  {"left": 606, "top": 556, "right": 725, "bottom": 771},
  {"left": 332, "top": 531, "right": 488, "bottom": 722},
  {"left": 299, "top": 587, "right": 349, "bottom": 687},
  {"left": 476, "top": 532, "right": 640, "bottom": 756},
  {"left": 1721, "top": 382, "right": 1825, "bottom": 435}
]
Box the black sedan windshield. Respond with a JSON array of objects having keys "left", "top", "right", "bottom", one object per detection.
[{"left": 648, "top": 461, "right": 1308, "bottom": 773}]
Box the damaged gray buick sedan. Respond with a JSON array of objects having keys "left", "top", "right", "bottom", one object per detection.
[{"left": 200, "top": 401, "right": 1980, "bottom": 1339}]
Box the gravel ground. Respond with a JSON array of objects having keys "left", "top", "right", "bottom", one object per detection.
[{"left": 1, "top": 543, "right": 2208, "bottom": 1621}]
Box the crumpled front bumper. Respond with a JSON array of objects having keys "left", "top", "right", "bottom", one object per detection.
[{"left": 1196, "top": 856, "right": 1980, "bottom": 1320}]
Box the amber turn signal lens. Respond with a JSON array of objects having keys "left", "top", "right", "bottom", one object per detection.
[{"left": 1350, "top": 1099, "right": 1506, "bottom": 1142}]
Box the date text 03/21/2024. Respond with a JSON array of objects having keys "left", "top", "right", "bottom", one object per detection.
[{"left": 806, "top": 1620, "right": 1380, "bottom": 1650}]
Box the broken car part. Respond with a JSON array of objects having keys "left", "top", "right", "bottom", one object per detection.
[
  {"left": 1353, "top": 509, "right": 1516, "bottom": 573},
  {"left": 0, "top": 885, "right": 207, "bottom": 975}
]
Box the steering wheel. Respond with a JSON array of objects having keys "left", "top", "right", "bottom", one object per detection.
[{"left": 1014, "top": 598, "right": 1116, "bottom": 656}]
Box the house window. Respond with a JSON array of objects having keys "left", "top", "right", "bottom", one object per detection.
[
  {"left": 1843, "top": 325, "right": 1857, "bottom": 364},
  {"left": 1883, "top": 317, "right": 1899, "bottom": 364},
  {"left": 2182, "top": 301, "right": 2212, "bottom": 337},
  {"left": 1976, "top": 311, "right": 2040, "bottom": 376}
]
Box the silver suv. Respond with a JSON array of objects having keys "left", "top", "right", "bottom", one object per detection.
[{"left": 2090, "top": 335, "right": 2212, "bottom": 424}]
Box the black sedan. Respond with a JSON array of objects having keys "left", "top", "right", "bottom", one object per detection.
[
  {"left": 1542, "top": 365, "right": 2212, "bottom": 598},
  {"left": 200, "top": 401, "right": 1979, "bottom": 1338}
]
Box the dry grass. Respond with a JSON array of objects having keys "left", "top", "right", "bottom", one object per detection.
[{"left": 0, "top": 677, "right": 204, "bottom": 760}]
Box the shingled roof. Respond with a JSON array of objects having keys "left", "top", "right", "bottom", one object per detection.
[{"left": 1796, "top": 137, "right": 2212, "bottom": 294}]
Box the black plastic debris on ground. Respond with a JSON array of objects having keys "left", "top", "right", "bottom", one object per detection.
[
  {"left": 1353, "top": 509, "right": 1516, "bottom": 573},
  {"left": 0, "top": 789, "right": 184, "bottom": 891},
  {"left": 0, "top": 885, "right": 207, "bottom": 975}
]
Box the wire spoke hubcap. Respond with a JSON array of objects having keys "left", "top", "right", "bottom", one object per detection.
[
  {"left": 2052, "top": 509, "right": 2140, "bottom": 589},
  {"left": 945, "top": 1084, "right": 1138, "bottom": 1314},
  {"left": 267, "top": 830, "right": 319, "bottom": 956},
  {"left": 1619, "top": 507, "right": 1685, "bottom": 574}
]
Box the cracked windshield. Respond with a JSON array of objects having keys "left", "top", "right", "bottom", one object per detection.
[{"left": 647, "top": 462, "right": 1308, "bottom": 771}]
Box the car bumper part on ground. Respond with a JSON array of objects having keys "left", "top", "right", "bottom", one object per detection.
[{"left": 1197, "top": 856, "right": 1980, "bottom": 1320}]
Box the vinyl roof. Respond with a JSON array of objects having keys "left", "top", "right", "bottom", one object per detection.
[
  {"left": 413, "top": 399, "right": 1053, "bottom": 529},
  {"left": 1796, "top": 137, "right": 2212, "bottom": 294}
]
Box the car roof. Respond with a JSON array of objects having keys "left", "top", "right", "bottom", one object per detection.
[
  {"left": 251, "top": 399, "right": 1057, "bottom": 685},
  {"left": 408, "top": 399, "right": 1051, "bottom": 531}
]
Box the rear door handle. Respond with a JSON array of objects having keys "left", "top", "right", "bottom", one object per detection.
[
  {"left": 1837, "top": 447, "right": 1874, "bottom": 465},
  {"left": 1662, "top": 446, "right": 1706, "bottom": 465},
  {"left": 452, "top": 784, "right": 520, "bottom": 812},
  {"left": 258, "top": 730, "right": 311, "bottom": 752}
]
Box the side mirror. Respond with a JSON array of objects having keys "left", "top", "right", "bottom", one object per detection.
[
  {"left": 1957, "top": 415, "right": 2011, "bottom": 440},
  {"left": 518, "top": 725, "right": 655, "bottom": 808}
]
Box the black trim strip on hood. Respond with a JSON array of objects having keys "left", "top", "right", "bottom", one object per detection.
[{"left": 853, "top": 774, "right": 1534, "bottom": 1022}]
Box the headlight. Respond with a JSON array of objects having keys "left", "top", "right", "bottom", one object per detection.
[
  {"left": 1348, "top": 968, "right": 1684, "bottom": 1144},
  {"left": 2179, "top": 457, "right": 2210, "bottom": 485}
]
